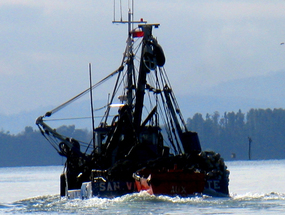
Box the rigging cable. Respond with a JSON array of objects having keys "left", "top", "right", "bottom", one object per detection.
[
  {"left": 45, "top": 67, "right": 123, "bottom": 117},
  {"left": 159, "top": 67, "right": 187, "bottom": 130},
  {"left": 37, "top": 125, "right": 60, "bottom": 153},
  {"left": 158, "top": 68, "right": 183, "bottom": 154},
  {"left": 102, "top": 70, "right": 122, "bottom": 125}
]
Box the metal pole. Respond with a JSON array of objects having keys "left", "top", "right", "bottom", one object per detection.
[
  {"left": 248, "top": 137, "right": 252, "bottom": 160},
  {"left": 89, "top": 63, "right": 96, "bottom": 149}
]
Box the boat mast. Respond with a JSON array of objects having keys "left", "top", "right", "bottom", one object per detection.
[
  {"left": 113, "top": 0, "right": 146, "bottom": 106},
  {"left": 126, "top": 9, "right": 134, "bottom": 106},
  {"left": 133, "top": 25, "right": 152, "bottom": 131}
]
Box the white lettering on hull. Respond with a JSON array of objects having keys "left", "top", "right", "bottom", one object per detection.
[
  {"left": 170, "top": 186, "right": 187, "bottom": 194},
  {"left": 98, "top": 181, "right": 135, "bottom": 192},
  {"left": 207, "top": 180, "right": 220, "bottom": 190}
]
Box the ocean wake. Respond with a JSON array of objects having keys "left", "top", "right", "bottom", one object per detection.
[{"left": 3, "top": 192, "right": 285, "bottom": 214}]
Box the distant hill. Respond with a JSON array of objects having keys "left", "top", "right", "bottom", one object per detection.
[
  {"left": 199, "top": 70, "right": 285, "bottom": 105},
  {"left": 178, "top": 70, "right": 285, "bottom": 118},
  {"left": 0, "top": 128, "right": 64, "bottom": 167},
  {"left": 177, "top": 94, "right": 281, "bottom": 120}
]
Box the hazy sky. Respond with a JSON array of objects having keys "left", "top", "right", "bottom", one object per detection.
[{"left": 1, "top": 0, "right": 285, "bottom": 115}]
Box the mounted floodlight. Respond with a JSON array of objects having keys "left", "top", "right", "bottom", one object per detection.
[{"left": 109, "top": 104, "right": 125, "bottom": 108}]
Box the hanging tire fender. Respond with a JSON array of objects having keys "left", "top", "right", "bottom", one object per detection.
[{"left": 153, "top": 42, "right": 165, "bottom": 67}]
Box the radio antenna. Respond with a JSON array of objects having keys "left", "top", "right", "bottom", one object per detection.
[{"left": 113, "top": 0, "right": 147, "bottom": 28}]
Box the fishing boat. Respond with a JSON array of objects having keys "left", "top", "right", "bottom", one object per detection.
[{"left": 36, "top": 3, "right": 229, "bottom": 198}]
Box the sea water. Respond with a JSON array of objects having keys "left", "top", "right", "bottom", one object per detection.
[{"left": 0, "top": 160, "right": 285, "bottom": 214}]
